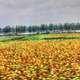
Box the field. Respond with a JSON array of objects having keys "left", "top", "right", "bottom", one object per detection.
[
  {"left": 0, "top": 33, "right": 80, "bottom": 79},
  {"left": 1, "top": 33, "right": 80, "bottom": 42}
]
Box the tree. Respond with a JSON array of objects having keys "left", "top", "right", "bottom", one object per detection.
[
  {"left": 0, "top": 28, "right": 2, "bottom": 33},
  {"left": 16, "top": 26, "right": 26, "bottom": 33},
  {"left": 27, "top": 26, "right": 32, "bottom": 33},
  {"left": 3, "top": 25, "right": 12, "bottom": 33},
  {"left": 40, "top": 24, "right": 48, "bottom": 33},
  {"left": 49, "top": 24, "right": 54, "bottom": 31}
]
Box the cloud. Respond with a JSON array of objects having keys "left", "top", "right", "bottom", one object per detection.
[
  {"left": 0, "top": 0, "right": 47, "bottom": 9},
  {"left": 0, "top": 0, "right": 80, "bottom": 9},
  {"left": 0, "top": 0, "right": 80, "bottom": 26}
]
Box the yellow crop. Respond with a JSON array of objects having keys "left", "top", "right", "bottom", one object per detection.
[{"left": 0, "top": 40, "right": 80, "bottom": 79}]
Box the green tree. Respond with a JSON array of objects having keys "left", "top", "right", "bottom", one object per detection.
[{"left": 3, "top": 25, "right": 12, "bottom": 33}]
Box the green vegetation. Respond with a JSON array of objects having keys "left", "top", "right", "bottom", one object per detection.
[
  {"left": 0, "top": 33, "right": 80, "bottom": 42},
  {"left": 0, "top": 36, "right": 24, "bottom": 42}
]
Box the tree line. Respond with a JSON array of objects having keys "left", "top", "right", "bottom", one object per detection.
[{"left": 0, "top": 23, "right": 80, "bottom": 35}]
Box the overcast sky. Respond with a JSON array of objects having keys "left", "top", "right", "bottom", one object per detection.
[{"left": 0, "top": 0, "right": 80, "bottom": 26}]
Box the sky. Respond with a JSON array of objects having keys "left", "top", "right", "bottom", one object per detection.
[{"left": 0, "top": 0, "right": 80, "bottom": 26}]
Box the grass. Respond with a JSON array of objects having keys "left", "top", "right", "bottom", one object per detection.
[
  {"left": 1, "top": 33, "right": 80, "bottom": 42},
  {"left": 44, "top": 36, "right": 80, "bottom": 40},
  {"left": 0, "top": 36, "right": 24, "bottom": 42}
]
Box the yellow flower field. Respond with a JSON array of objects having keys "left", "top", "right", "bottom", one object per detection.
[{"left": 0, "top": 40, "right": 80, "bottom": 79}]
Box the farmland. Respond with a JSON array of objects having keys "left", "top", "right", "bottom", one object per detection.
[
  {"left": 0, "top": 33, "right": 80, "bottom": 42},
  {"left": 0, "top": 33, "right": 80, "bottom": 79}
]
